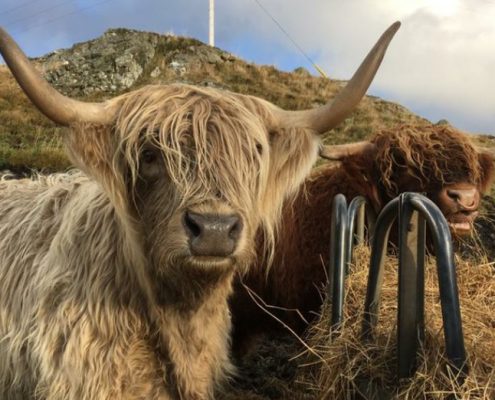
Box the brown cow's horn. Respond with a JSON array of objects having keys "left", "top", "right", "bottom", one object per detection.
[
  {"left": 319, "top": 141, "right": 376, "bottom": 160},
  {"left": 476, "top": 146, "right": 495, "bottom": 159},
  {"left": 0, "top": 28, "right": 112, "bottom": 126},
  {"left": 277, "top": 21, "right": 400, "bottom": 133}
]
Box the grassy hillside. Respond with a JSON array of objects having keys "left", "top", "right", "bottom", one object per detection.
[{"left": 0, "top": 28, "right": 433, "bottom": 172}]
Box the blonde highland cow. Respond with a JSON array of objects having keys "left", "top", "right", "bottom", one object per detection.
[{"left": 0, "top": 23, "right": 399, "bottom": 399}]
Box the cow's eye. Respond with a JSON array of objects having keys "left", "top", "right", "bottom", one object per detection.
[
  {"left": 141, "top": 149, "right": 158, "bottom": 164},
  {"left": 139, "top": 148, "right": 162, "bottom": 181},
  {"left": 256, "top": 143, "right": 263, "bottom": 155}
]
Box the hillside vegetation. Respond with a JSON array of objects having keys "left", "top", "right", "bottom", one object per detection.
[{"left": 0, "top": 28, "right": 433, "bottom": 172}]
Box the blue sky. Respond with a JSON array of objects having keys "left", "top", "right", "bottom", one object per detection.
[{"left": 1, "top": 0, "right": 494, "bottom": 135}]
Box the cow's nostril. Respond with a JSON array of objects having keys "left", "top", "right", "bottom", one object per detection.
[
  {"left": 184, "top": 212, "right": 202, "bottom": 238},
  {"left": 229, "top": 218, "right": 242, "bottom": 240},
  {"left": 447, "top": 190, "right": 460, "bottom": 201},
  {"left": 445, "top": 187, "right": 479, "bottom": 211}
]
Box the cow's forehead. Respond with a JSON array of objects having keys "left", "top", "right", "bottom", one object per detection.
[
  {"left": 116, "top": 84, "right": 259, "bottom": 115},
  {"left": 366, "top": 125, "right": 486, "bottom": 197},
  {"left": 114, "top": 84, "right": 270, "bottom": 145}
]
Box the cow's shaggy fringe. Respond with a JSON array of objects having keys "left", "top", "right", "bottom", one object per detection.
[
  {"left": 0, "top": 84, "right": 319, "bottom": 399},
  {"left": 300, "top": 246, "right": 495, "bottom": 399}
]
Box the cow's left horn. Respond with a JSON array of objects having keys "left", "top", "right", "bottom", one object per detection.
[
  {"left": 0, "top": 28, "right": 112, "bottom": 126},
  {"left": 476, "top": 146, "right": 495, "bottom": 159},
  {"left": 319, "top": 141, "right": 376, "bottom": 160},
  {"left": 277, "top": 21, "right": 400, "bottom": 134}
]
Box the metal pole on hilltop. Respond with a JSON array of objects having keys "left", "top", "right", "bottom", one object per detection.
[{"left": 209, "top": 0, "right": 215, "bottom": 47}]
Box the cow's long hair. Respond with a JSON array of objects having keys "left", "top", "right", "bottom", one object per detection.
[
  {"left": 374, "top": 125, "right": 487, "bottom": 196},
  {"left": 0, "top": 85, "right": 319, "bottom": 399}
]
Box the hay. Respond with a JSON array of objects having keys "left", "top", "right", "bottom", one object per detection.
[{"left": 300, "top": 246, "right": 495, "bottom": 399}]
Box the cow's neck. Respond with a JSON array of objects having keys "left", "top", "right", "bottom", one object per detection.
[
  {"left": 155, "top": 270, "right": 235, "bottom": 399},
  {"left": 121, "top": 216, "right": 238, "bottom": 398}
]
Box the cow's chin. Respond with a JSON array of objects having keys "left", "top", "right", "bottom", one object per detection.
[
  {"left": 447, "top": 212, "right": 479, "bottom": 236},
  {"left": 177, "top": 250, "right": 252, "bottom": 275},
  {"left": 186, "top": 255, "right": 236, "bottom": 269},
  {"left": 153, "top": 252, "right": 249, "bottom": 306}
]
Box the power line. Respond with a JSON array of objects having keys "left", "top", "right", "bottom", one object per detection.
[
  {"left": 3, "top": 0, "right": 77, "bottom": 29},
  {"left": 251, "top": 0, "right": 328, "bottom": 78},
  {"left": 250, "top": 0, "right": 495, "bottom": 79},
  {"left": 0, "top": 0, "right": 42, "bottom": 16},
  {"left": 10, "top": 0, "right": 116, "bottom": 35}
]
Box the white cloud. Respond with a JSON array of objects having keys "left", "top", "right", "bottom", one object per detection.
[{"left": 218, "top": 0, "right": 495, "bottom": 134}]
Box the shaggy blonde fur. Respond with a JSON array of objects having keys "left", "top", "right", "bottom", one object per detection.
[{"left": 0, "top": 84, "right": 319, "bottom": 399}]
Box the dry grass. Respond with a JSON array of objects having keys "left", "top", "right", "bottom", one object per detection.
[{"left": 298, "top": 245, "right": 495, "bottom": 399}]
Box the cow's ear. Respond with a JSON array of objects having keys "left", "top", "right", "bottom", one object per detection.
[
  {"left": 66, "top": 124, "right": 116, "bottom": 177},
  {"left": 478, "top": 151, "right": 495, "bottom": 193},
  {"left": 65, "top": 124, "right": 129, "bottom": 214}
]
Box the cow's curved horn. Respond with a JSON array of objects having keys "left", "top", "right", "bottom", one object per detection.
[
  {"left": 0, "top": 28, "right": 112, "bottom": 126},
  {"left": 277, "top": 21, "right": 400, "bottom": 134},
  {"left": 476, "top": 146, "right": 495, "bottom": 160},
  {"left": 319, "top": 141, "right": 376, "bottom": 161}
]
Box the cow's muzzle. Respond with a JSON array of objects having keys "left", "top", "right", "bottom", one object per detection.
[
  {"left": 437, "top": 185, "right": 481, "bottom": 235},
  {"left": 183, "top": 211, "right": 242, "bottom": 257}
]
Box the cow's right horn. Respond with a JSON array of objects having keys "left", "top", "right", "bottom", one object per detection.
[
  {"left": 276, "top": 21, "right": 400, "bottom": 134},
  {"left": 0, "top": 28, "right": 113, "bottom": 126}
]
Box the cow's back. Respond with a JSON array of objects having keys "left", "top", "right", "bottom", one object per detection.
[{"left": 0, "top": 173, "right": 137, "bottom": 398}]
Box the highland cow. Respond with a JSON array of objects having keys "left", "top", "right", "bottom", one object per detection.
[
  {"left": 0, "top": 24, "right": 399, "bottom": 400},
  {"left": 231, "top": 124, "right": 495, "bottom": 352}
]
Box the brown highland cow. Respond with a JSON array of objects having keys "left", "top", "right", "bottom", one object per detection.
[
  {"left": 231, "top": 124, "right": 495, "bottom": 352},
  {"left": 0, "top": 24, "right": 400, "bottom": 400}
]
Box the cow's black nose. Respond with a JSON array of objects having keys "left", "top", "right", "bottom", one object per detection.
[{"left": 183, "top": 211, "right": 242, "bottom": 257}]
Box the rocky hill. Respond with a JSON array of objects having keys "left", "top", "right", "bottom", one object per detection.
[{"left": 0, "top": 27, "right": 436, "bottom": 172}]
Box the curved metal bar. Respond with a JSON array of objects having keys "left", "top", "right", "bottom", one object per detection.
[
  {"left": 408, "top": 193, "right": 467, "bottom": 375},
  {"left": 328, "top": 194, "right": 348, "bottom": 332},
  {"left": 361, "top": 192, "right": 467, "bottom": 379},
  {"left": 346, "top": 196, "right": 368, "bottom": 270},
  {"left": 397, "top": 194, "right": 426, "bottom": 378},
  {"left": 366, "top": 206, "right": 377, "bottom": 240},
  {"left": 361, "top": 197, "right": 399, "bottom": 340}
]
